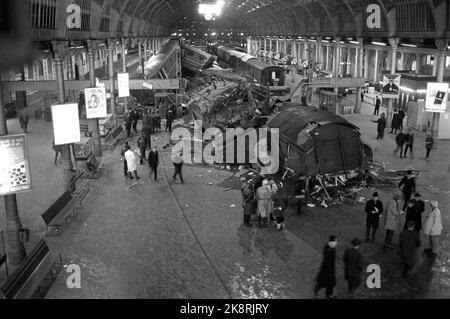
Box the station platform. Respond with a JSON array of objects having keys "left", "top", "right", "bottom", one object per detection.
[{"left": 1, "top": 66, "right": 449, "bottom": 299}]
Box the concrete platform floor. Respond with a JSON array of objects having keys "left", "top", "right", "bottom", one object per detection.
[{"left": 1, "top": 81, "right": 450, "bottom": 299}]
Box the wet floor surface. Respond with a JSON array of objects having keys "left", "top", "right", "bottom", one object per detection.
[{"left": 1, "top": 91, "right": 450, "bottom": 299}]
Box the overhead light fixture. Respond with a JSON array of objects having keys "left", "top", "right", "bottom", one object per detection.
[
  {"left": 349, "top": 41, "right": 359, "bottom": 44},
  {"left": 401, "top": 43, "right": 418, "bottom": 48},
  {"left": 372, "top": 41, "right": 387, "bottom": 46}
]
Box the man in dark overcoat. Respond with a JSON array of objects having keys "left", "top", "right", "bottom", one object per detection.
[
  {"left": 365, "top": 192, "right": 383, "bottom": 242},
  {"left": 344, "top": 238, "right": 364, "bottom": 297},
  {"left": 314, "top": 236, "right": 338, "bottom": 299}
]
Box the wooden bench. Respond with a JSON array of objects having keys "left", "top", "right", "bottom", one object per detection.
[
  {"left": 41, "top": 190, "right": 79, "bottom": 236},
  {"left": 71, "top": 171, "right": 91, "bottom": 208},
  {"left": 0, "top": 239, "right": 63, "bottom": 299}
]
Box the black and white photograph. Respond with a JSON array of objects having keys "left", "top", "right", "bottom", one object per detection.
[{"left": 1, "top": 0, "right": 450, "bottom": 311}]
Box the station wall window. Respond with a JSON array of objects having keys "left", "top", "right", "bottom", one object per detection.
[
  {"left": 29, "top": 0, "right": 57, "bottom": 29},
  {"left": 446, "top": 56, "right": 450, "bottom": 68},
  {"left": 99, "top": 17, "right": 110, "bottom": 32},
  {"left": 425, "top": 55, "right": 434, "bottom": 65}
]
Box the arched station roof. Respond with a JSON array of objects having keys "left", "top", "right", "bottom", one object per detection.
[{"left": 28, "top": 0, "right": 449, "bottom": 40}]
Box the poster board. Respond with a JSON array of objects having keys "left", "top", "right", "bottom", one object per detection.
[
  {"left": 84, "top": 87, "right": 107, "bottom": 119},
  {"left": 0, "top": 134, "right": 32, "bottom": 195},
  {"left": 117, "top": 72, "right": 130, "bottom": 97},
  {"left": 425, "top": 82, "right": 449, "bottom": 113},
  {"left": 382, "top": 74, "right": 401, "bottom": 99},
  {"left": 51, "top": 103, "right": 81, "bottom": 145}
]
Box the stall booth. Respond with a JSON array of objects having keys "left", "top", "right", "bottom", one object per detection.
[{"left": 398, "top": 74, "right": 450, "bottom": 139}]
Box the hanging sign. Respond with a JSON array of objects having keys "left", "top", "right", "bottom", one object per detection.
[
  {"left": 425, "top": 82, "right": 449, "bottom": 113},
  {"left": 84, "top": 87, "right": 107, "bottom": 118},
  {"left": 0, "top": 134, "right": 32, "bottom": 195},
  {"left": 51, "top": 103, "right": 81, "bottom": 145},
  {"left": 117, "top": 72, "right": 130, "bottom": 97},
  {"left": 382, "top": 74, "right": 400, "bottom": 99}
]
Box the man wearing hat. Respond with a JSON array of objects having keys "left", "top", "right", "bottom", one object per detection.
[
  {"left": 344, "top": 238, "right": 364, "bottom": 297},
  {"left": 414, "top": 193, "right": 425, "bottom": 228},
  {"left": 314, "top": 236, "right": 338, "bottom": 299},
  {"left": 398, "top": 171, "right": 416, "bottom": 210},
  {"left": 364, "top": 192, "right": 384, "bottom": 243},
  {"left": 384, "top": 194, "right": 403, "bottom": 248},
  {"left": 404, "top": 199, "right": 421, "bottom": 233}
]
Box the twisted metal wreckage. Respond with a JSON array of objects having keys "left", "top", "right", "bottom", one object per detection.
[{"left": 178, "top": 60, "right": 415, "bottom": 207}]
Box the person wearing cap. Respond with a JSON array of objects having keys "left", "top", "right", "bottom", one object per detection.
[
  {"left": 423, "top": 201, "right": 443, "bottom": 258},
  {"left": 384, "top": 194, "right": 403, "bottom": 248},
  {"left": 314, "top": 236, "right": 338, "bottom": 299},
  {"left": 364, "top": 192, "right": 384, "bottom": 243},
  {"left": 404, "top": 199, "right": 421, "bottom": 233},
  {"left": 256, "top": 179, "right": 271, "bottom": 228},
  {"left": 398, "top": 220, "right": 421, "bottom": 277},
  {"left": 398, "top": 171, "right": 416, "bottom": 210},
  {"left": 344, "top": 238, "right": 364, "bottom": 297}
]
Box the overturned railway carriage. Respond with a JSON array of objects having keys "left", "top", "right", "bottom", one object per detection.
[
  {"left": 267, "top": 106, "right": 365, "bottom": 176},
  {"left": 182, "top": 45, "right": 215, "bottom": 78},
  {"left": 216, "top": 46, "right": 287, "bottom": 94},
  {"left": 143, "top": 39, "right": 180, "bottom": 79}
]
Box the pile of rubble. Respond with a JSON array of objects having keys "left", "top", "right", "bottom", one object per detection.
[{"left": 185, "top": 69, "right": 271, "bottom": 130}]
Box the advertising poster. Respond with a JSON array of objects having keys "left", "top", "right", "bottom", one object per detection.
[
  {"left": 425, "top": 82, "right": 449, "bottom": 113},
  {"left": 0, "top": 134, "right": 32, "bottom": 195},
  {"left": 51, "top": 103, "right": 81, "bottom": 145},
  {"left": 382, "top": 74, "right": 401, "bottom": 99},
  {"left": 117, "top": 72, "right": 130, "bottom": 97},
  {"left": 84, "top": 87, "right": 107, "bottom": 119}
]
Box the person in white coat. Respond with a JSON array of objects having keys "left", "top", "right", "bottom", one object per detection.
[
  {"left": 124, "top": 145, "right": 140, "bottom": 180},
  {"left": 383, "top": 194, "right": 403, "bottom": 248},
  {"left": 423, "top": 200, "right": 443, "bottom": 257}
]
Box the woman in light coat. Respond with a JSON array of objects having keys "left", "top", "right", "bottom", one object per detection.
[
  {"left": 423, "top": 201, "right": 443, "bottom": 257},
  {"left": 256, "top": 180, "right": 271, "bottom": 227},
  {"left": 383, "top": 194, "right": 403, "bottom": 248}
]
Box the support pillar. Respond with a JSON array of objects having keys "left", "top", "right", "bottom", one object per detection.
[
  {"left": 55, "top": 57, "right": 75, "bottom": 190},
  {"left": 334, "top": 37, "right": 342, "bottom": 77},
  {"left": 355, "top": 37, "right": 364, "bottom": 114},
  {"left": 138, "top": 38, "right": 143, "bottom": 74},
  {"left": 325, "top": 45, "right": 330, "bottom": 71},
  {"left": 15, "top": 65, "right": 27, "bottom": 109},
  {"left": 107, "top": 44, "right": 117, "bottom": 125},
  {"left": 316, "top": 37, "right": 323, "bottom": 64},
  {"left": 0, "top": 85, "right": 27, "bottom": 266},
  {"left": 121, "top": 39, "right": 129, "bottom": 113},
  {"left": 387, "top": 38, "right": 400, "bottom": 128},
  {"left": 431, "top": 39, "right": 449, "bottom": 146},
  {"left": 415, "top": 53, "right": 422, "bottom": 74},
  {"left": 373, "top": 49, "right": 379, "bottom": 84},
  {"left": 87, "top": 47, "right": 102, "bottom": 157}
]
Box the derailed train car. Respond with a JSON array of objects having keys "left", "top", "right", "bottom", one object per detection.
[
  {"left": 215, "top": 45, "right": 288, "bottom": 94},
  {"left": 182, "top": 45, "right": 215, "bottom": 77},
  {"left": 267, "top": 105, "right": 370, "bottom": 176},
  {"left": 143, "top": 38, "right": 180, "bottom": 79}
]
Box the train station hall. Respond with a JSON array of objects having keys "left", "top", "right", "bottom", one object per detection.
[{"left": 1, "top": 0, "right": 450, "bottom": 301}]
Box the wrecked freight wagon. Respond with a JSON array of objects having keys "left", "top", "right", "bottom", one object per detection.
[{"left": 267, "top": 105, "right": 372, "bottom": 177}]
